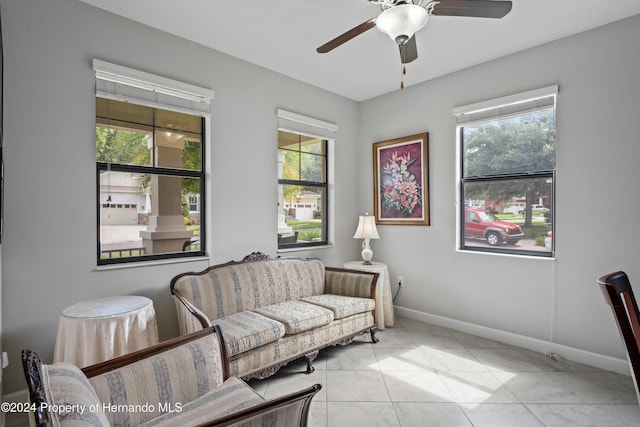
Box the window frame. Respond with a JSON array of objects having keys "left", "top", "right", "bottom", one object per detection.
[
  {"left": 278, "top": 136, "right": 328, "bottom": 249},
  {"left": 94, "top": 60, "right": 213, "bottom": 266},
  {"left": 454, "top": 86, "right": 557, "bottom": 258},
  {"left": 277, "top": 109, "right": 336, "bottom": 251}
]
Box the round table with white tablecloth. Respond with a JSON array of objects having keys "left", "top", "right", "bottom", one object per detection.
[
  {"left": 344, "top": 261, "right": 395, "bottom": 330},
  {"left": 54, "top": 295, "right": 159, "bottom": 367}
]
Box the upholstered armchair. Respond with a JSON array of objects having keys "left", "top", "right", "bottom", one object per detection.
[{"left": 22, "top": 325, "right": 320, "bottom": 426}]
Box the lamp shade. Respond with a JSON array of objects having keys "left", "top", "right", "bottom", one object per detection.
[
  {"left": 353, "top": 215, "right": 380, "bottom": 240},
  {"left": 376, "top": 4, "right": 429, "bottom": 45}
]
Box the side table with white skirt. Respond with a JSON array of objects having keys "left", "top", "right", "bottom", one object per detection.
[
  {"left": 344, "top": 261, "right": 394, "bottom": 330},
  {"left": 54, "top": 295, "right": 159, "bottom": 367}
]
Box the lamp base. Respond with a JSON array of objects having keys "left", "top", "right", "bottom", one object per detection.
[{"left": 361, "top": 247, "right": 373, "bottom": 265}]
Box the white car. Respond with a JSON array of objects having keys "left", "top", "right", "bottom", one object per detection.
[{"left": 503, "top": 204, "right": 525, "bottom": 214}]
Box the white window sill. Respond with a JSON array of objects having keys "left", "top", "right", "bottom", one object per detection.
[
  {"left": 456, "top": 248, "right": 555, "bottom": 261},
  {"left": 95, "top": 255, "right": 211, "bottom": 271},
  {"left": 277, "top": 244, "right": 334, "bottom": 255}
]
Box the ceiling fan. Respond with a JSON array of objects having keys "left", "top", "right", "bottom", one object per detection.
[{"left": 317, "top": 0, "right": 513, "bottom": 67}]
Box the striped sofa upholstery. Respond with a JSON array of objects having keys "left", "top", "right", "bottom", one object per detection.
[
  {"left": 171, "top": 253, "right": 379, "bottom": 379},
  {"left": 22, "top": 327, "right": 321, "bottom": 426},
  {"left": 87, "top": 328, "right": 228, "bottom": 426}
]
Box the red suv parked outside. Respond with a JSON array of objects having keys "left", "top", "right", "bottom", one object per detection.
[{"left": 464, "top": 208, "right": 524, "bottom": 246}]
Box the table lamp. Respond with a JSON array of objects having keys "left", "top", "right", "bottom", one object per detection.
[{"left": 353, "top": 213, "right": 380, "bottom": 265}]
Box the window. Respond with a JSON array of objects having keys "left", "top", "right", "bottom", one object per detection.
[
  {"left": 94, "top": 60, "right": 213, "bottom": 265},
  {"left": 455, "top": 86, "right": 557, "bottom": 257},
  {"left": 277, "top": 109, "right": 335, "bottom": 249},
  {"left": 188, "top": 195, "right": 200, "bottom": 213}
]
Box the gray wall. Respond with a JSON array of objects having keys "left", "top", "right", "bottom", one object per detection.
[
  {"left": 2, "top": 0, "right": 639, "bottom": 395},
  {"left": 359, "top": 13, "right": 640, "bottom": 363},
  {"left": 0, "top": 0, "right": 362, "bottom": 392}
]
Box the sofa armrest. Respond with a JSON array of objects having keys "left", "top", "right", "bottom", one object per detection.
[
  {"left": 203, "top": 383, "right": 321, "bottom": 427},
  {"left": 325, "top": 267, "right": 379, "bottom": 300},
  {"left": 173, "top": 293, "right": 212, "bottom": 335},
  {"left": 136, "top": 379, "right": 320, "bottom": 427},
  {"left": 22, "top": 350, "right": 111, "bottom": 427}
]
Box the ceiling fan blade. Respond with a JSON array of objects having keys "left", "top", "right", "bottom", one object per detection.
[
  {"left": 316, "top": 19, "right": 377, "bottom": 53},
  {"left": 399, "top": 36, "right": 418, "bottom": 64},
  {"left": 431, "top": 0, "right": 512, "bottom": 19}
]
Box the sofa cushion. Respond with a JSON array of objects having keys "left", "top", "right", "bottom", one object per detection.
[
  {"left": 214, "top": 311, "right": 286, "bottom": 356},
  {"left": 228, "top": 312, "right": 375, "bottom": 378},
  {"left": 302, "top": 294, "right": 376, "bottom": 320},
  {"left": 253, "top": 300, "right": 334, "bottom": 334},
  {"left": 139, "top": 377, "right": 264, "bottom": 427},
  {"left": 41, "top": 362, "right": 110, "bottom": 427}
]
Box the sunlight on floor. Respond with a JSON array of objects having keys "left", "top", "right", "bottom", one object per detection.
[{"left": 372, "top": 347, "right": 517, "bottom": 408}]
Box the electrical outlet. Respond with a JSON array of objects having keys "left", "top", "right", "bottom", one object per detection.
[{"left": 397, "top": 275, "right": 404, "bottom": 287}]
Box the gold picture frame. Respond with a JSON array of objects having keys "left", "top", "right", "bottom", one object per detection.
[{"left": 373, "top": 133, "right": 429, "bottom": 226}]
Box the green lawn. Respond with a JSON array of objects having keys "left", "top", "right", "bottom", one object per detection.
[
  {"left": 286, "top": 220, "right": 322, "bottom": 229},
  {"left": 287, "top": 220, "right": 322, "bottom": 241},
  {"left": 495, "top": 213, "right": 550, "bottom": 245}
]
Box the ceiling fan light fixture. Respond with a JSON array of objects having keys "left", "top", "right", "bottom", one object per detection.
[{"left": 376, "top": 4, "right": 429, "bottom": 45}]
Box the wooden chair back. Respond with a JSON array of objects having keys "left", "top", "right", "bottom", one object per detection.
[{"left": 598, "top": 270, "right": 640, "bottom": 402}]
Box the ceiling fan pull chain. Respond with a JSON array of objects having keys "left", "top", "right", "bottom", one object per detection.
[{"left": 400, "top": 63, "right": 408, "bottom": 89}]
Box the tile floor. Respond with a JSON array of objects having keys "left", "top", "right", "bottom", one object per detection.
[
  {"left": 6, "top": 316, "right": 640, "bottom": 426},
  {"left": 247, "top": 316, "right": 640, "bottom": 427}
]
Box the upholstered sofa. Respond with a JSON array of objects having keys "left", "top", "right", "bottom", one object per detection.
[
  {"left": 171, "top": 252, "right": 380, "bottom": 380},
  {"left": 22, "top": 326, "right": 320, "bottom": 426}
]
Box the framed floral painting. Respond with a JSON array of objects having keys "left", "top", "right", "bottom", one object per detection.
[{"left": 373, "top": 133, "right": 429, "bottom": 225}]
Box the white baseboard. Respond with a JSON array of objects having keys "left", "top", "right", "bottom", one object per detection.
[{"left": 394, "top": 305, "right": 631, "bottom": 376}]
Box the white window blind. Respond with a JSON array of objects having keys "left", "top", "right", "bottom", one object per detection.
[
  {"left": 93, "top": 59, "right": 214, "bottom": 117},
  {"left": 453, "top": 85, "right": 558, "bottom": 125},
  {"left": 277, "top": 109, "right": 337, "bottom": 140}
]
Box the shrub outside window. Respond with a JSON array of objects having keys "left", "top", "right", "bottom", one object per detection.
[{"left": 456, "top": 86, "right": 557, "bottom": 257}]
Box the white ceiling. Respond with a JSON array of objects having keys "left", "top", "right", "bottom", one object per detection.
[{"left": 78, "top": 0, "right": 640, "bottom": 102}]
